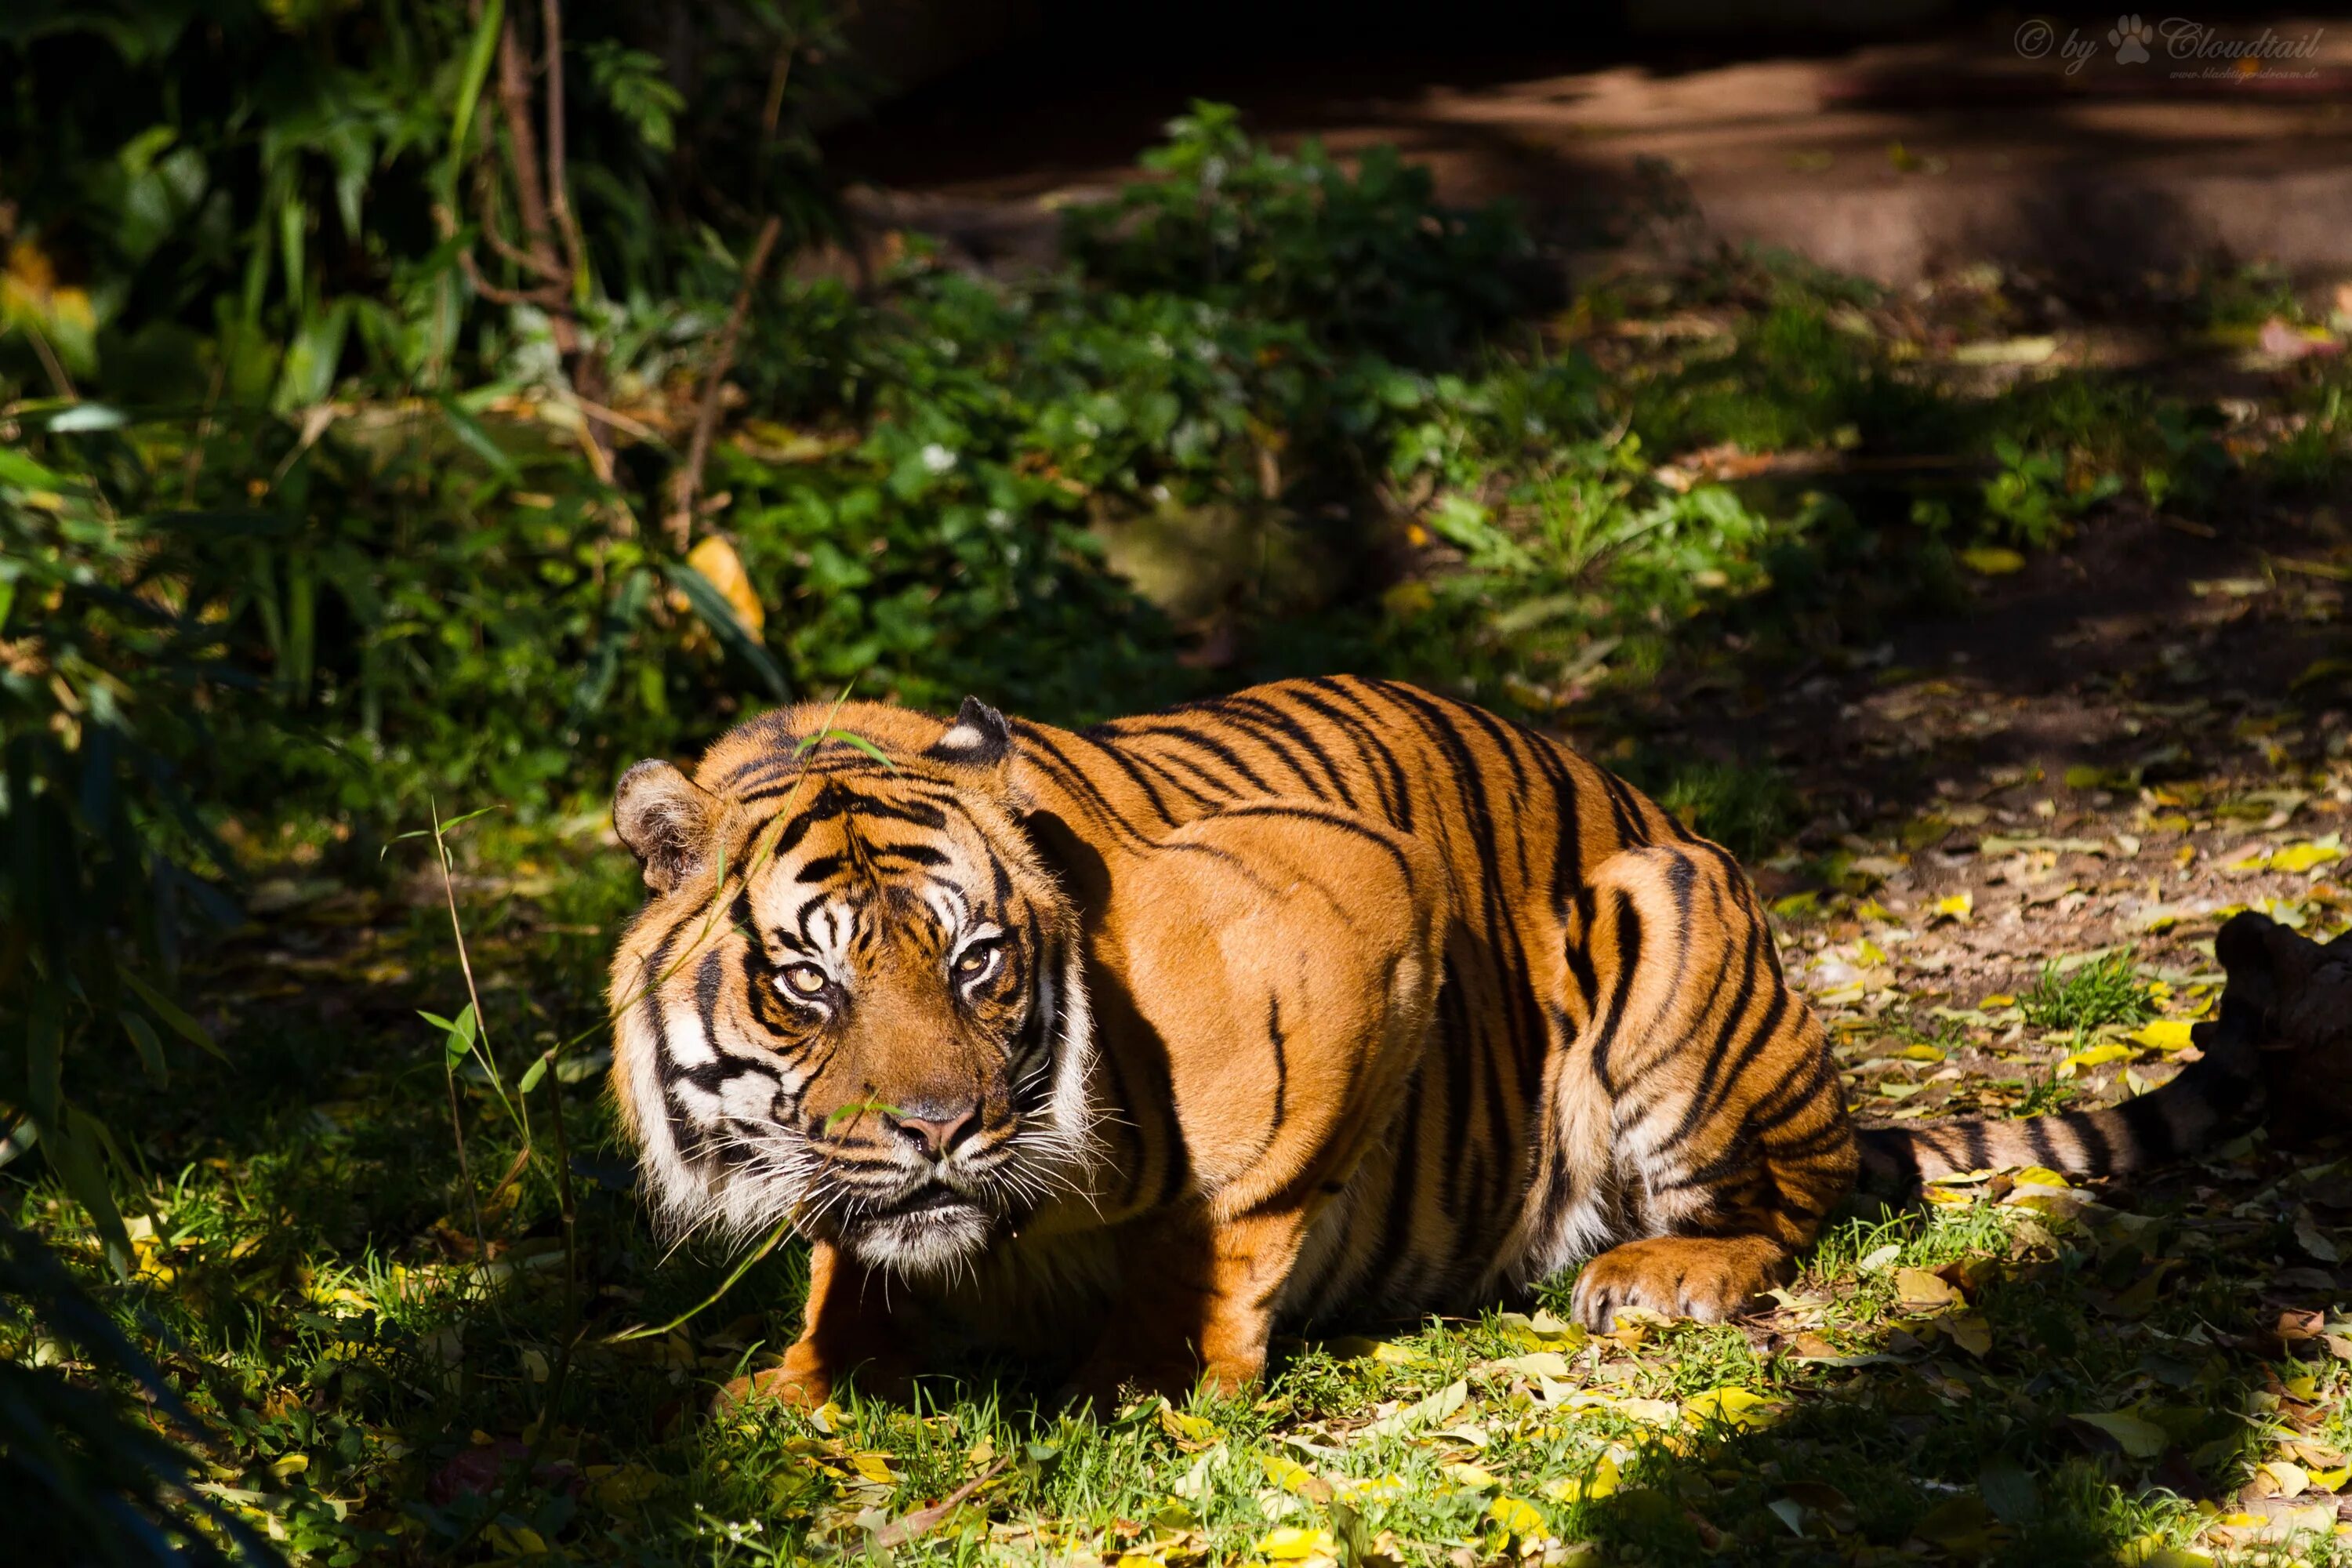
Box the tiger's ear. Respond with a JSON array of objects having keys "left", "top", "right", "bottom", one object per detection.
[
  {"left": 925, "top": 695, "right": 1013, "bottom": 771},
  {"left": 615, "top": 760, "right": 721, "bottom": 893}
]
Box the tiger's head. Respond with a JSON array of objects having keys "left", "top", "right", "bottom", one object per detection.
[{"left": 605, "top": 697, "right": 1093, "bottom": 1279}]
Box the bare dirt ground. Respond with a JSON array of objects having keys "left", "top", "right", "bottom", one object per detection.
[
  {"left": 1642, "top": 502, "right": 2352, "bottom": 1137},
  {"left": 826, "top": 17, "right": 2352, "bottom": 289}
]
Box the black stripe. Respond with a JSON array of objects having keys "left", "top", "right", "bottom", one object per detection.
[
  {"left": 1131, "top": 720, "right": 1280, "bottom": 797},
  {"left": 1267, "top": 994, "right": 1289, "bottom": 1128}
]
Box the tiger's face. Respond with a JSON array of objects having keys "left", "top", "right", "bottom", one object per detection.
[{"left": 606, "top": 699, "right": 1093, "bottom": 1279}]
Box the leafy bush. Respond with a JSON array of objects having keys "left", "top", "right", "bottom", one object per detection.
[
  {"left": 1064, "top": 101, "right": 1534, "bottom": 367},
  {"left": 1, "top": 435, "right": 240, "bottom": 1269}
]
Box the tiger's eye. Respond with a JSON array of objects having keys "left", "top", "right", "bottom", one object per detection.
[
  {"left": 782, "top": 964, "right": 829, "bottom": 996},
  {"left": 956, "top": 944, "right": 996, "bottom": 977}
]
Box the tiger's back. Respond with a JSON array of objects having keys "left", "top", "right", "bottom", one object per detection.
[{"left": 1011, "top": 675, "right": 1859, "bottom": 1327}]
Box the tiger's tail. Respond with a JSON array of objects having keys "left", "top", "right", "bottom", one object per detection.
[
  {"left": 1857, "top": 989, "right": 2267, "bottom": 1191},
  {"left": 1853, "top": 907, "right": 2296, "bottom": 1189}
]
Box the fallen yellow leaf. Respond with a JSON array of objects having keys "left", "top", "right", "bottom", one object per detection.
[
  {"left": 1541, "top": 1454, "right": 1621, "bottom": 1504},
  {"left": 1962, "top": 546, "right": 2027, "bottom": 575},
  {"left": 1333, "top": 1474, "right": 1409, "bottom": 1504},
  {"left": 2270, "top": 839, "right": 2345, "bottom": 873},
  {"left": 2262, "top": 1459, "right": 2310, "bottom": 1498},
  {"left": 1260, "top": 1452, "right": 1322, "bottom": 1495},
  {"left": 1944, "top": 1315, "right": 1993, "bottom": 1356},
  {"left": 1486, "top": 1495, "right": 1548, "bottom": 1541},
  {"left": 587, "top": 1462, "right": 663, "bottom": 1509},
  {"left": 2132, "top": 1019, "right": 2198, "bottom": 1051},
  {"left": 1894, "top": 1267, "right": 1962, "bottom": 1310},
  {"left": 1254, "top": 1526, "right": 1337, "bottom": 1562},
  {"left": 1684, "top": 1385, "right": 1779, "bottom": 1429},
  {"left": 1159, "top": 1408, "right": 1221, "bottom": 1446},
  {"left": 2058, "top": 1042, "right": 2136, "bottom": 1078}
]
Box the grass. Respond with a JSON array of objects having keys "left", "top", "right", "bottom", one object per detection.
[{"left": 2024, "top": 955, "right": 2161, "bottom": 1036}]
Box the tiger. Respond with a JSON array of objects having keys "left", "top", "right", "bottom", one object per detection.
[{"left": 606, "top": 675, "right": 2271, "bottom": 1409}]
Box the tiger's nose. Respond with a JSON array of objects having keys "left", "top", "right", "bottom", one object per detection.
[{"left": 887, "top": 1103, "right": 977, "bottom": 1160}]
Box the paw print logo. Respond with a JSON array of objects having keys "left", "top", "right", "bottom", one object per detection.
[{"left": 2111, "top": 14, "right": 2153, "bottom": 64}]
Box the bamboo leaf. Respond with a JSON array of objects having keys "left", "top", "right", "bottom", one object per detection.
[
  {"left": 45, "top": 1112, "right": 134, "bottom": 1278},
  {"left": 801, "top": 728, "right": 896, "bottom": 769},
  {"left": 665, "top": 561, "right": 790, "bottom": 700},
  {"left": 437, "top": 398, "right": 521, "bottom": 478},
  {"left": 119, "top": 968, "right": 227, "bottom": 1062},
  {"left": 119, "top": 1011, "right": 168, "bottom": 1087},
  {"left": 444, "top": 0, "right": 506, "bottom": 200}
]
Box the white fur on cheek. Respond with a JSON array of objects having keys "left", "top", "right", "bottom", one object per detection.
[{"left": 618, "top": 960, "right": 808, "bottom": 1247}]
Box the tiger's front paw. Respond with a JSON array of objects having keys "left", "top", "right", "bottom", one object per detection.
[
  {"left": 713, "top": 1362, "right": 832, "bottom": 1415},
  {"left": 1569, "top": 1236, "right": 1788, "bottom": 1330},
  {"left": 710, "top": 1340, "right": 910, "bottom": 1415}
]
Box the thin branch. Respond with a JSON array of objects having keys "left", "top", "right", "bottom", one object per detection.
[
  {"left": 492, "top": 9, "right": 563, "bottom": 311},
  {"left": 20, "top": 321, "right": 75, "bottom": 401},
  {"left": 760, "top": 43, "right": 795, "bottom": 136},
  {"left": 541, "top": 0, "right": 589, "bottom": 297},
  {"left": 456, "top": 247, "right": 564, "bottom": 310},
  {"left": 664, "top": 215, "right": 783, "bottom": 551},
  {"left": 474, "top": 182, "right": 568, "bottom": 283}
]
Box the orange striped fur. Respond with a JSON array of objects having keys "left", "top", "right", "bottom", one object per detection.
[{"left": 604, "top": 677, "right": 2260, "bottom": 1408}]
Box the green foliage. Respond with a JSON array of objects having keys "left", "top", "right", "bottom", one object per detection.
[
  {"left": 1, "top": 1220, "right": 267, "bottom": 1564},
  {"left": 1650, "top": 759, "right": 1797, "bottom": 863},
  {"left": 1063, "top": 101, "right": 1533, "bottom": 366},
  {"left": 0, "top": 433, "right": 240, "bottom": 1272},
  {"left": 0, "top": 0, "right": 852, "bottom": 406}
]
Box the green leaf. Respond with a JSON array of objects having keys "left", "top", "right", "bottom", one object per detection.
[
  {"left": 118, "top": 969, "right": 226, "bottom": 1062},
  {"left": 437, "top": 399, "right": 521, "bottom": 479},
  {"left": 583, "top": 41, "right": 684, "bottom": 154},
  {"left": 800, "top": 728, "right": 896, "bottom": 769},
  {"left": 825, "top": 1098, "right": 906, "bottom": 1134},
  {"left": 665, "top": 561, "right": 791, "bottom": 701},
  {"left": 119, "top": 1011, "right": 168, "bottom": 1087},
  {"left": 2070, "top": 1410, "right": 2168, "bottom": 1460},
  {"left": 45, "top": 1112, "right": 134, "bottom": 1278},
  {"left": 0, "top": 447, "right": 69, "bottom": 490},
  {"left": 444, "top": 0, "right": 506, "bottom": 200},
  {"left": 1978, "top": 1457, "right": 2040, "bottom": 1526},
  {"left": 421, "top": 1004, "right": 477, "bottom": 1065},
  {"left": 437, "top": 805, "right": 504, "bottom": 835},
  {"left": 517, "top": 1054, "right": 550, "bottom": 1095}
]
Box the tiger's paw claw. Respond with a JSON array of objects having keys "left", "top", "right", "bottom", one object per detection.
[{"left": 1570, "top": 1237, "right": 1784, "bottom": 1331}]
